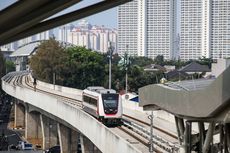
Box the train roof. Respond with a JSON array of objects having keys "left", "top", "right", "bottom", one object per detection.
[{"left": 85, "top": 86, "right": 117, "bottom": 94}]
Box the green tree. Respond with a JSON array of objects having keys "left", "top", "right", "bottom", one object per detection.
[
  {"left": 63, "top": 46, "right": 106, "bottom": 89},
  {"left": 127, "top": 65, "right": 160, "bottom": 93},
  {"left": 154, "top": 55, "right": 164, "bottom": 65},
  {"left": 198, "top": 56, "right": 213, "bottom": 68},
  {"left": 29, "top": 38, "right": 68, "bottom": 84},
  {"left": 130, "top": 56, "right": 154, "bottom": 67},
  {"left": 5, "top": 60, "right": 15, "bottom": 73}
]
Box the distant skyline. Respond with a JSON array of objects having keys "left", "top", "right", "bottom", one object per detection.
[{"left": 0, "top": 0, "right": 118, "bottom": 28}]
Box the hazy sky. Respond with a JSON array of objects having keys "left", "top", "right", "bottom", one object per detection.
[{"left": 0, "top": 0, "right": 118, "bottom": 28}]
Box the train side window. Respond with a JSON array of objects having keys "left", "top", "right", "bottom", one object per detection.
[
  {"left": 91, "top": 98, "right": 97, "bottom": 106},
  {"left": 83, "top": 95, "right": 90, "bottom": 103},
  {"left": 83, "top": 95, "right": 97, "bottom": 106}
]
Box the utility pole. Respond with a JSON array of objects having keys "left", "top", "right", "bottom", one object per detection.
[
  {"left": 125, "top": 44, "right": 129, "bottom": 94},
  {"left": 148, "top": 111, "right": 154, "bottom": 153},
  {"left": 108, "top": 42, "right": 114, "bottom": 89},
  {"left": 53, "top": 72, "right": 55, "bottom": 90}
]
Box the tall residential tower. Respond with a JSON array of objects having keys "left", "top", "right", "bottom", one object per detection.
[
  {"left": 118, "top": 0, "right": 178, "bottom": 60},
  {"left": 119, "top": 0, "right": 230, "bottom": 60},
  {"left": 118, "top": 0, "right": 138, "bottom": 56}
]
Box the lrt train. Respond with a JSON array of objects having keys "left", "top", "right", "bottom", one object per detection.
[{"left": 82, "top": 86, "right": 122, "bottom": 124}]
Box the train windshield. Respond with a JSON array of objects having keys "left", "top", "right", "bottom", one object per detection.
[{"left": 102, "top": 94, "right": 118, "bottom": 108}]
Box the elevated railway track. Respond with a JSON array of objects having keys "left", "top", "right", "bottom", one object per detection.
[{"left": 2, "top": 71, "right": 180, "bottom": 153}]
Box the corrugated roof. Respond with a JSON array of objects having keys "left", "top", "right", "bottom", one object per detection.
[{"left": 163, "top": 79, "right": 215, "bottom": 91}]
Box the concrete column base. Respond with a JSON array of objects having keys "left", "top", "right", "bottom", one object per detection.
[
  {"left": 25, "top": 110, "right": 42, "bottom": 148},
  {"left": 41, "top": 115, "right": 58, "bottom": 150},
  {"left": 58, "top": 123, "right": 81, "bottom": 153},
  {"left": 81, "top": 135, "right": 101, "bottom": 153},
  {"left": 14, "top": 100, "right": 25, "bottom": 128}
]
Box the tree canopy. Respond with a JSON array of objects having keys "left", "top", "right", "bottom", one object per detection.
[
  {"left": 29, "top": 39, "right": 215, "bottom": 93},
  {"left": 29, "top": 38, "right": 68, "bottom": 84},
  {"left": 63, "top": 46, "right": 106, "bottom": 89}
]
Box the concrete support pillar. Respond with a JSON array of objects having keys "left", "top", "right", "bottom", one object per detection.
[
  {"left": 57, "top": 123, "right": 79, "bottom": 153},
  {"left": 57, "top": 123, "right": 71, "bottom": 153},
  {"left": 223, "top": 123, "right": 230, "bottom": 153},
  {"left": 80, "top": 134, "right": 86, "bottom": 153},
  {"left": 202, "top": 122, "right": 215, "bottom": 153},
  {"left": 175, "top": 116, "right": 182, "bottom": 144},
  {"left": 41, "top": 115, "right": 58, "bottom": 149},
  {"left": 219, "top": 124, "right": 224, "bottom": 153},
  {"left": 184, "top": 121, "right": 192, "bottom": 153},
  {"left": 70, "top": 130, "right": 79, "bottom": 153},
  {"left": 198, "top": 122, "right": 205, "bottom": 152},
  {"left": 178, "top": 118, "right": 185, "bottom": 140},
  {"left": 25, "top": 109, "right": 42, "bottom": 147},
  {"left": 81, "top": 135, "right": 101, "bottom": 153},
  {"left": 40, "top": 114, "right": 45, "bottom": 150},
  {"left": 14, "top": 101, "right": 25, "bottom": 128}
]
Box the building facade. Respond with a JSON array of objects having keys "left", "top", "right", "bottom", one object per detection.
[
  {"left": 63, "top": 20, "right": 117, "bottom": 53},
  {"left": 180, "top": 0, "right": 203, "bottom": 60},
  {"left": 211, "top": 0, "right": 230, "bottom": 59},
  {"left": 118, "top": 0, "right": 138, "bottom": 56},
  {"left": 118, "top": 0, "right": 230, "bottom": 60},
  {"left": 118, "top": 0, "right": 178, "bottom": 60}
]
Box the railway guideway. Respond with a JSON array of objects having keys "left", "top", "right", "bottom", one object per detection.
[
  {"left": 1, "top": 73, "right": 141, "bottom": 153},
  {"left": 139, "top": 65, "right": 230, "bottom": 152}
]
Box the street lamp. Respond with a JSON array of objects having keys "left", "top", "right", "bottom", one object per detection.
[
  {"left": 108, "top": 42, "right": 114, "bottom": 89},
  {"left": 125, "top": 45, "right": 129, "bottom": 94}
]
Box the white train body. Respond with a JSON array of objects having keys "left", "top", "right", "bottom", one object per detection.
[{"left": 82, "top": 86, "right": 122, "bottom": 124}]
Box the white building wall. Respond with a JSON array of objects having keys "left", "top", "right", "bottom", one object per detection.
[
  {"left": 119, "top": 0, "right": 177, "bottom": 60},
  {"left": 99, "top": 32, "right": 109, "bottom": 53},
  {"left": 201, "top": 0, "right": 211, "bottom": 58},
  {"left": 146, "top": 0, "right": 176, "bottom": 60},
  {"left": 180, "top": 0, "right": 202, "bottom": 60},
  {"left": 212, "top": 58, "right": 230, "bottom": 77},
  {"left": 137, "top": 0, "right": 146, "bottom": 57},
  {"left": 109, "top": 31, "right": 117, "bottom": 53},
  {"left": 211, "top": 0, "right": 230, "bottom": 59},
  {"left": 118, "top": 0, "right": 138, "bottom": 56}
]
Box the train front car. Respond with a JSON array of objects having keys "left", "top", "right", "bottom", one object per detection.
[
  {"left": 99, "top": 90, "right": 122, "bottom": 125},
  {"left": 82, "top": 86, "right": 122, "bottom": 125}
]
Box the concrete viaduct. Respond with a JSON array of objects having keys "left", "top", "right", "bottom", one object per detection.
[{"left": 2, "top": 72, "right": 141, "bottom": 153}]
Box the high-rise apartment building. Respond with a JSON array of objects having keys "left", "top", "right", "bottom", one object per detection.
[
  {"left": 211, "top": 0, "right": 230, "bottom": 59},
  {"left": 118, "top": 0, "right": 138, "bottom": 56},
  {"left": 64, "top": 20, "right": 117, "bottom": 53},
  {"left": 138, "top": 0, "right": 177, "bottom": 59},
  {"left": 119, "top": 0, "right": 230, "bottom": 60},
  {"left": 58, "top": 24, "right": 74, "bottom": 43},
  {"left": 118, "top": 0, "right": 178, "bottom": 59},
  {"left": 180, "top": 0, "right": 202, "bottom": 60},
  {"left": 181, "top": 0, "right": 230, "bottom": 60}
]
